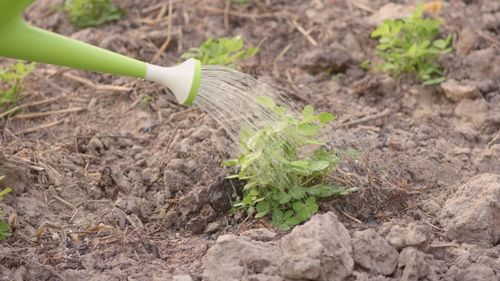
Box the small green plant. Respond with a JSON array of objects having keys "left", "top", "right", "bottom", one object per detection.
[
  {"left": 139, "top": 95, "right": 154, "bottom": 106},
  {"left": 370, "top": 4, "right": 452, "bottom": 85},
  {"left": 224, "top": 97, "right": 354, "bottom": 230},
  {"left": 63, "top": 0, "right": 124, "bottom": 28},
  {"left": 0, "top": 176, "right": 12, "bottom": 240},
  {"left": 0, "top": 62, "right": 34, "bottom": 111},
  {"left": 231, "top": 0, "right": 250, "bottom": 4},
  {"left": 181, "top": 36, "right": 259, "bottom": 67}
]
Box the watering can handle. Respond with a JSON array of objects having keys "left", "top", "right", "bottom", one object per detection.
[{"left": 0, "top": 0, "right": 147, "bottom": 79}]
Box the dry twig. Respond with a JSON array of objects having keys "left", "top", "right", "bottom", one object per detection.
[
  {"left": 290, "top": 20, "right": 318, "bottom": 46},
  {"left": 17, "top": 120, "right": 64, "bottom": 135},
  {"left": 152, "top": 0, "right": 174, "bottom": 63},
  {"left": 13, "top": 107, "right": 85, "bottom": 120}
]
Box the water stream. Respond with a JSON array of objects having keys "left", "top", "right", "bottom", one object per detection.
[{"left": 194, "top": 65, "right": 293, "bottom": 142}]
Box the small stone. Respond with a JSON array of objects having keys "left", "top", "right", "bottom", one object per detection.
[
  {"left": 141, "top": 168, "right": 157, "bottom": 185},
  {"left": 455, "top": 26, "right": 477, "bottom": 55},
  {"left": 454, "top": 99, "right": 489, "bottom": 126},
  {"left": 474, "top": 145, "right": 500, "bottom": 173},
  {"left": 0, "top": 154, "right": 28, "bottom": 195},
  {"left": 87, "top": 137, "right": 104, "bottom": 154},
  {"left": 441, "top": 79, "right": 480, "bottom": 102},
  {"left": 114, "top": 195, "right": 146, "bottom": 216},
  {"left": 204, "top": 221, "right": 222, "bottom": 234},
  {"left": 398, "top": 247, "right": 436, "bottom": 281},
  {"left": 386, "top": 223, "right": 430, "bottom": 250},
  {"left": 186, "top": 217, "right": 207, "bottom": 234},
  {"left": 294, "top": 47, "right": 351, "bottom": 74},
  {"left": 172, "top": 274, "right": 193, "bottom": 281}
]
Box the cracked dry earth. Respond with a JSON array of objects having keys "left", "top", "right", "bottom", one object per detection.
[{"left": 0, "top": 0, "right": 499, "bottom": 280}]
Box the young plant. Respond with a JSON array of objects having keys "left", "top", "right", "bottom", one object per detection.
[
  {"left": 0, "top": 62, "right": 34, "bottom": 111},
  {"left": 63, "top": 0, "right": 124, "bottom": 28},
  {"left": 224, "top": 97, "right": 354, "bottom": 230},
  {"left": 231, "top": 0, "right": 250, "bottom": 5},
  {"left": 371, "top": 4, "right": 452, "bottom": 85},
  {"left": 181, "top": 36, "right": 259, "bottom": 67},
  {"left": 0, "top": 176, "right": 12, "bottom": 240}
]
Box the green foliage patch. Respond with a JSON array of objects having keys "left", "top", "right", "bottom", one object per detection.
[
  {"left": 371, "top": 4, "right": 452, "bottom": 85},
  {"left": 64, "top": 0, "right": 124, "bottom": 28},
  {"left": 224, "top": 97, "right": 354, "bottom": 230},
  {"left": 0, "top": 176, "right": 12, "bottom": 240},
  {"left": 0, "top": 62, "right": 34, "bottom": 111},
  {"left": 181, "top": 36, "right": 258, "bottom": 67}
]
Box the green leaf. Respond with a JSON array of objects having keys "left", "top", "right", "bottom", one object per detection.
[
  {"left": 0, "top": 188, "right": 12, "bottom": 198},
  {"left": 288, "top": 160, "right": 311, "bottom": 171},
  {"left": 272, "top": 208, "right": 284, "bottom": 224},
  {"left": 0, "top": 221, "right": 11, "bottom": 240},
  {"left": 307, "top": 184, "right": 346, "bottom": 197},
  {"left": 433, "top": 39, "right": 448, "bottom": 49},
  {"left": 283, "top": 210, "right": 294, "bottom": 220},
  {"left": 302, "top": 105, "right": 314, "bottom": 119},
  {"left": 222, "top": 159, "right": 238, "bottom": 166},
  {"left": 256, "top": 201, "right": 270, "bottom": 213},
  {"left": 181, "top": 36, "right": 258, "bottom": 67},
  {"left": 304, "top": 196, "right": 319, "bottom": 214},
  {"left": 289, "top": 186, "right": 307, "bottom": 200},
  {"left": 318, "top": 112, "right": 336, "bottom": 124},
  {"left": 278, "top": 223, "right": 291, "bottom": 231},
  {"left": 278, "top": 192, "right": 292, "bottom": 204},
  {"left": 243, "top": 181, "right": 258, "bottom": 190},
  {"left": 422, "top": 76, "right": 446, "bottom": 85},
  {"left": 298, "top": 124, "right": 321, "bottom": 136},
  {"left": 308, "top": 160, "right": 330, "bottom": 172},
  {"left": 284, "top": 216, "right": 302, "bottom": 226},
  {"left": 256, "top": 95, "right": 276, "bottom": 109},
  {"left": 407, "top": 43, "right": 417, "bottom": 57},
  {"left": 371, "top": 22, "right": 390, "bottom": 38}
]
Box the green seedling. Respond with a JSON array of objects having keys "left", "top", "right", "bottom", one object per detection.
[
  {"left": 181, "top": 36, "right": 259, "bottom": 67},
  {"left": 64, "top": 0, "right": 124, "bottom": 28},
  {"left": 371, "top": 3, "right": 452, "bottom": 85},
  {"left": 224, "top": 97, "right": 354, "bottom": 230},
  {"left": 0, "top": 176, "right": 12, "bottom": 240},
  {"left": 0, "top": 61, "right": 34, "bottom": 111},
  {"left": 359, "top": 59, "right": 371, "bottom": 71},
  {"left": 231, "top": 0, "right": 250, "bottom": 5}
]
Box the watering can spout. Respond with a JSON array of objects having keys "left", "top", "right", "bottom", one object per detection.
[{"left": 0, "top": 0, "right": 200, "bottom": 105}]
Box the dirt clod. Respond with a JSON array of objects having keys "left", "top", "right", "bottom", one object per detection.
[
  {"left": 202, "top": 234, "right": 280, "bottom": 281},
  {"left": 441, "top": 79, "right": 480, "bottom": 102},
  {"left": 279, "top": 212, "right": 354, "bottom": 281},
  {"left": 353, "top": 229, "right": 399, "bottom": 276},
  {"left": 385, "top": 223, "right": 431, "bottom": 250},
  {"left": 294, "top": 47, "right": 351, "bottom": 75},
  {"left": 398, "top": 247, "right": 437, "bottom": 281},
  {"left": 440, "top": 174, "right": 500, "bottom": 247},
  {"left": 0, "top": 154, "right": 28, "bottom": 196},
  {"left": 449, "top": 263, "right": 498, "bottom": 281}
]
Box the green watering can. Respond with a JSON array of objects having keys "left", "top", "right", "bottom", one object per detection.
[{"left": 0, "top": 0, "right": 201, "bottom": 105}]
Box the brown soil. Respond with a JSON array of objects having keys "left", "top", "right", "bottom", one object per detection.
[{"left": 1, "top": 0, "right": 499, "bottom": 280}]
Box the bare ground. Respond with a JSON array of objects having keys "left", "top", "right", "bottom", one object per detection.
[{"left": 0, "top": 0, "right": 499, "bottom": 280}]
